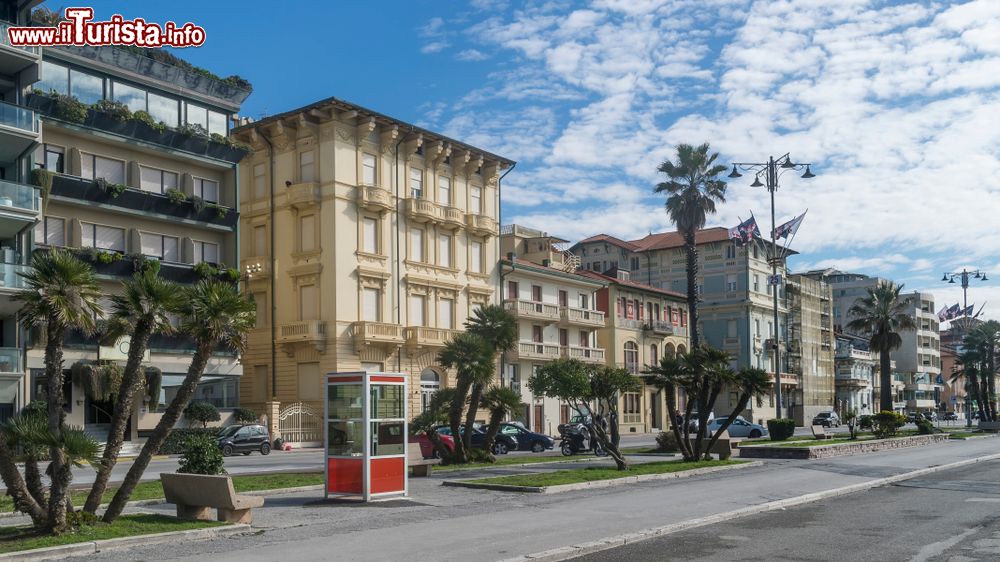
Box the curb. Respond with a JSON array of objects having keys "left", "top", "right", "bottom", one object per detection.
[
  {"left": 0, "top": 523, "right": 251, "bottom": 562},
  {"left": 444, "top": 461, "right": 761, "bottom": 494},
  {"left": 434, "top": 457, "right": 598, "bottom": 475},
  {"left": 501, "top": 451, "right": 1000, "bottom": 561}
]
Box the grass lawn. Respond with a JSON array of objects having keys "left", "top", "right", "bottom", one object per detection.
[
  {"left": 0, "top": 472, "right": 323, "bottom": 513},
  {"left": 618, "top": 446, "right": 670, "bottom": 454},
  {"left": 434, "top": 455, "right": 579, "bottom": 472},
  {"left": 0, "top": 514, "right": 224, "bottom": 554},
  {"left": 466, "top": 459, "right": 743, "bottom": 487}
]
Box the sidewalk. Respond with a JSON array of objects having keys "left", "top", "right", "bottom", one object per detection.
[{"left": 79, "top": 437, "right": 1000, "bottom": 562}]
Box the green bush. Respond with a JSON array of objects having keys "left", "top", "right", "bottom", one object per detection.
[
  {"left": 655, "top": 431, "right": 680, "bottom": 452},
  {"left": 177, "top": 123, "right": 209, "bottom": 138},
  {"left": 233, "top": 407, "right": 257, "bottom": 424},
  {"left": 872, "top": 410, "right": 907, "bottom": 439},
  {"left": 184, "top": 401, "right": 220, "bottom": 428},
  {"left": 858, "top": 415, "right": 874, "bottom": 431},
  {"left": 158, "top": 427, "right": 219, "bottom": 455},
  {"left": 105, "top": 182, "right": 127, "bottom": 198},
  {"left": 767, "top": 418, "right": 796, "bottom": 441},
  {"left": 52, "top": 92, "right": 88, "bottom": 123},
  {"left": 92, "top": 99, "right": 131, "bottom": 121},
  {"left": 131, "top": 110, "right": 167, "bottom": 132},
  {"left": 915, "top": 416, "right": 934, "bottom": 435},
  {"left": 177, "top": 433, "right": 226, "bottom": 475},
  {"left": 193, "top": 262, "right": 218, "bottom": 278},
  {"left": 165, "top": 188, "right": 187, "bottom": 204}
]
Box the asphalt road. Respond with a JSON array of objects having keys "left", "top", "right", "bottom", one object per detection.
[{"left": 572, "top": 458, "right": 1000, "bottom": 562}]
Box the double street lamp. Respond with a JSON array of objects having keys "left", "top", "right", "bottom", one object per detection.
[
  {"left": 941, "top": 267, "right": 989, "bottom": 427},
  {"left": 728, "top": 154, "right": 815, "bottom": 419}
]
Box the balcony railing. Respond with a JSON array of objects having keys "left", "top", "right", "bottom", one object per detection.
[
  {"left": 279, "top": 320, "right": 327, "bottom": 342},
  {"left": 504, "top": 299, "right": 560, "bottom": 321},
  {"left": 564, "top": 345, "right": 605, "bottom": 363},
  {"left": 286, "top": 182, "right": 321, "bottom": 209},
  {"left": 617, "top": 318, "right": 643, "bottom": 330},
  {"left": 439, "top": 206, "right": 466, "bottom": 230},
  {"left": 358, "top": 185, "right": 393, "bottom": 213},
  {"left": 0, "top": 347, "right": 21, "bottom": 373},
  {"left": 0, "top": 21, "right": 41, "bottom": 55},
  {"left": 0, "top": 179, "right": 40, "bottom": 213},
  {"left": 622, "top": 413, "right": 642, "bottom": 425},
  {"left": 644, "top": 320, "right": 673, "bottom": 335},
  {"left": 0, "top": 263, "right": 29, "bottom": 290},
  {"left": 404, "top": 197, "right": 439, "bottom": 223},
  {"left": 466, "top": 213, "right": 497, "bottom": 237},
  {"left": 514, "top": 341, "right": 561, "bottom": 361},
  {"left": 0, "top": 100, "right": 38, "bottom": 134},
  {"left": 562, "top": 306, "right": 605, "bottom": 327},
  {"left": 404, "top": 326, "right": 457, "bottom": 348},
  {"left": 353, "top": 321, "right": 404, "bottom": 350}
]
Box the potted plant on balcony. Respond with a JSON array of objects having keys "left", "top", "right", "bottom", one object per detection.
[
  {"left": 131, "top": 111, "right": 172, "bottom": 145},
  {"left": 88, "top": 99, "right": 135, "bottom": 136},
  {"left": 173, "top": 123, "right": 210, "bottom": 154}
]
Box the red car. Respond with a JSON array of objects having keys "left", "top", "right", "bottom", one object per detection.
[{"left": 414, "top": 431, "right": 454, "bottom": 459}]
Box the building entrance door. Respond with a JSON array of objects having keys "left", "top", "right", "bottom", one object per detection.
[{"left": 533, "top": 405, "right": 543, "bottom": 434}]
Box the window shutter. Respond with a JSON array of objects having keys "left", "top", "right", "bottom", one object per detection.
[{"left": 140, "top": 233, "right": 161, "bottom": 256}]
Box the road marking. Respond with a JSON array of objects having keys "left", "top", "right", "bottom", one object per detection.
[
  {"left": 909, "top": 526, "right": 980, "bottom": 562},
  {"left": 966, "top": 498, "right": 1000, "bottom": 503}
]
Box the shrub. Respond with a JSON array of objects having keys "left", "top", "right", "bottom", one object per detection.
[
  {"left": 91, "top": 99, "right": 131, "bottom": 121},
  {"left": 165, "top": 188, "right": 187, "bottom": 204},
  {"left": 20, "top": 400, "right": 47, "bottom": 419},
  {"left": 158, "top": 427, "right": 219, "bottom": 455},
  {"left": 858, "top": 415, "right": 874, "bottom": 431},
  {"left": 95, "top": 251, "right": 119, "bottom": 265},
  {"left": 872, "top": 410, "right": 907, "bottom": 439},
  {"left": 208, "top": 203, "right": 228, "bottom": 219},
  {"left": 184, "top": 401, "right": 220, "bottom": 428},
  {"left": 222, "top": 267, "right": 240, "bottom": 282},
  {"left": 190, "top": 195, "right": 206, "bottom": 212},
  {"left": 177, "top": 123, "right": 209, "bottom": 138},
  {"left": 177, "top": 433, "right": 226, "bottom": 475},
  {"left": 132, "top": 110, "right": 167, "bottom": 132},
  {"left": 915, "top": 416, "right": 934, "bottom": 435},
  {"left": 767, "top": 418, "right": 796, "bottom": 441},
  {"left": 193, "top": 262, "right": 218, "bottom": 278},
  {"left": 654, "top": 431, "right": 679, "bottom": 452},
  {"left": 105, "top": 182, "right": 127, "bottom": 198},
  {"left": 29, "top": 168, "right": 54, "bottom": 204},
  {"left": 52, "top": 92, "right": 88, "bottom": 123},
  {"left": 233, "top": 407, "right": 257, "bottom": 424}
]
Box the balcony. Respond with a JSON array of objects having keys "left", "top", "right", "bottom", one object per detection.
[
  {"left": 0, "top": 347, "right": 19, "bottom": 373},
  {"left": 466, "top": 213, "right": 497, "bottom": 237},
  {"left": 835, "top": 374, "right": 871, "bottom": 388},
  {"left": 643, "top": 320, "right": 673, "bottom": 335},
  {"left": 0, "top": 100, "right": 39, "bottom": 164},
  {"left": 404, "top": 327, "right": 458, "bottom": 350},
  {"left": 0, "top": 20, "right": 41, "bottom": 76},
  {"left": 278, "top": 320, "right": 327, "bottom": 355},
  {"left": 617, "top": 318, "right": 643, "bottom": 330},
  {"left": 353, "top": 321, "right": 404, "bottom": 351},
  {"left": 358, "top": 185, "right": 393, "bottom": 213},
  {"left": 286, "top": 182, "right": 321, "bottom": 210},
  {"left": 511, "top": 341, "right": 561, "bottom": 361},
  {"left": 504, "top": 299, "right": 560, "bottom": 322},
  {"left": 439, "top": 206, "right": 466, "bottom": 230},
  {"left": 404, "top": 197, "right": 439, "bottom": 223},
  {"left": 561, "top": 307, "right": 605, "bottom": 328},
  {"left": 564, "top": 345, "right": 605, "bottom": 364},
  {"left": 0, "top": 179, "right": 40, "bottom": 237}
]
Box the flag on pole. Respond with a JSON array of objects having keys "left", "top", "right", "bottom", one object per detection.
[
  {"left": 773, "top": 210, "right": 808, "bottom": 240},
  {"left": 937, "top": 305, "right": 950, "bottom": 322},
  {"left": 962, "top": 304, "right": 975, "bottom": 317},
  {"left": 945, "top": 303, "right": 961, "bottom": 320},
  {"left": 728, "top": 215, "right": 760, "bottom": 247}
]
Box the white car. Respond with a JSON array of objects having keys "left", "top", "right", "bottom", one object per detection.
[{"left": 706, "top": 416, "right": 768, "bottom": 438}]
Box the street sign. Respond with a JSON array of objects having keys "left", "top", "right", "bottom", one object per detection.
[{"left": 768, "top": 274, "right": 783, "bottom": 286}]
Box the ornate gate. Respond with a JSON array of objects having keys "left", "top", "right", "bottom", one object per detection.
[{"left": 277, "top": 402, "right": 322, "bottom": 445}]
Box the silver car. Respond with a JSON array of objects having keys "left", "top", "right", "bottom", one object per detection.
[{"left": 706, "top": 416, "right": 768, "bottom": 438}]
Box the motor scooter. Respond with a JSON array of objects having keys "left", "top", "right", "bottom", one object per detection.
[{"left": 557, "top": 422, "right": 606, "bottom": 457}]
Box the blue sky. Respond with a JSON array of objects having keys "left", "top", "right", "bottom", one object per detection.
[{"left": 68, "top": 1, "right": 1000, "bottom": 322}]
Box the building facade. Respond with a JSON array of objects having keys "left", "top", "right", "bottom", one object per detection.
[
  {"left": 833, "top": 332, "right": 876, "bottom": 416},
  {"left": 232, "top": 98, "right": 511, "bottom": 440},
  {"left": 784, "top": 274, "right": 836, "bottom": 425}
]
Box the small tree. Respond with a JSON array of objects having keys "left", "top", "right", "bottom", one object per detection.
[
  {"left": 529, "top": 358, "right": 638, "bottom": 470},
  {"left": 184, "top": 401, "right": 220, "bottom": 428},
  {"left": 872, "top": 410, "right": 906, "bottom": 439},
  {"left": 480, "top": 386, "right": 522, "bottom": 457},
  {"left": 177, "top": 434, "right": 226, "bottom": 475},
  {"left": 843, "top": 409, "right": 858, "bottom": 440},
  {"left": 438, "top": 332, "right": 493, "bottom": 464},
  {"left": 410, "top": 388, "right": 457, "bottom": 462},
  {"left": 233, "top": 407, "right": 258, "bottom": 424}
]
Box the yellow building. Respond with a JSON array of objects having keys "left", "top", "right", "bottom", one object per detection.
[{"left": 231, "top": 98, "right": 513, "bottom": 442}]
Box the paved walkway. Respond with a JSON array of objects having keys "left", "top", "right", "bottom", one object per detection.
[{"left": 74, "top": 436, "right": 1000, "bottom": 562}]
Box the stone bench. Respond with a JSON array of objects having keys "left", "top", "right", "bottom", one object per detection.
[
  {"left": 811, "top": 425, "right": 833, "bottom": 440},
  {"left": 161, "top": 473, "right": 264, "bottom": 524},
  {"left": 701, "top": 430, "right": 734, "bottom": 460},
  {"left": 408, "top": 442, "right": 440, "bottom": 477}
]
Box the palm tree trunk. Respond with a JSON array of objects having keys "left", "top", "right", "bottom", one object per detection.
[
  {"left": 879, "top": 347, "right": 893, "bottom": 412},
  {"left": 683, "top": 231, "right": 700, "bottom": 348},
  {"left": 463, "top": 383, "right": 484, "bottom": 453},
  {"left": 705, "top": 392, "right": 750, "bottom": 457},
  {"left": 448, "top": 377, "right": 471, "bottom": 464},
  {"left": 681, "top": 395, "right": 697, "bottom": 461},
  {"left": 426, "top": 429, "right": 452, "bottom": 461},
  {"left": 0, "top": 437, "right": 47, "bottom": 527},
  {"left": 976, "top": 375, "right": 988, "bottom": 421},
  {"left": 84, "top": 321, "right": 153, "bottom": 515},
  {"left": 24, "top": 457, "right": 45, "bottom": 506},
  {"left": 590, "top": 406, "right": 627, "bottom": 471},
  {"left": 663, "top": 384, "right": 692, "bottom": 460},
  {"left": 103, "top": 341, "right": 213, "bottom": 522},
  {"left": 43, "top": 322, "right": 70, "bottom": 532},
  {"left": 988, "top": 347, "right": 997, "bottom": 422},
  {"left": 482, "top": 410, "right": 503, "bottom": 457}
]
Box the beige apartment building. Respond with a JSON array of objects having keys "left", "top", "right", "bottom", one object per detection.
[
  {"left": 784, "top": 274, "right": 835, "bottom": 425},
  {"left": 231, "top": 98, "right": 512, "bottom": 440}
]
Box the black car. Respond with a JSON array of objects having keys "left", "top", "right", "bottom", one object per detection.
[
  {"left": 434, "top": 425, "right": 518, "bottom": 454},
  {"left": 943, "top": 412, "right": 959, "bottom": 421},
  {"left": 217, "top": 424, "right": 270, "bottom": 456},
  {"left": 498, "top": 422, "right": 555, "bottom": 453}
]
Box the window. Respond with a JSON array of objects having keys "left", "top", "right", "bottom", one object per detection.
[
  {"left": 438, "top": 176, "right": 451, "bottom": 206},
  {"left": 253, "top": 293, "right": 266, "bottom": 329},
  {"left": 624, "top": 341, "right": 639, "bottom": 373},
  {"left": 140, "top": 233, "right": 179, "bottom": 262},
  {"left": 139, "top": 166, "right": 178, "bottom": 195},
  {"left": 192, "top": 241, "right": 219, "bottom": 264},
  {"left": 37, "top": 61, "right": 69, "bottom": 94},
  {"left": 362, "top": 217, "right": 378, "bottom": 253},
  {"left": 194, "top": 177, "right": 219, "bottom": 203},
  {"left": 154, "top": 374, "right": 239, "bottom": 410},
  {"left": 727, "top": 319, "right": 737, "bottom": 338},
  {"left": 409, "top": 295, "right": 425, "bottom": 326},
  {"left": 80, "top": 153, "right": 125, "bottom": 184},
  {"left": 210, "top": 110, "right": 227, "bottom": 136},
  {"left": 469, "top": 186, "right": 482, "bottom": 213},
  {"left": 559, "top": 329, "right": 569, "bottom": 346},
  {"left": 362, "top": 153, "right": 376, "bottom": 186},
  {"left": 299, "top": 215, "right": 316, "bottom": 252},
  {"left": 438, "top": 299, "right": 453, "bottom": 329},
  {"left": 186, "top": 103, "right": 208, "bottom": 130},
  {"left": 727, "top": 273, "right": 738, "bottom": 292},
  {"left": 507, "top": 281, "right": 519, "bottom": 300},
  {"left": 362, "top": 288, "right": 380, "bottom": 322},
  {"left": 578, "top": 293, "right": 589, "bottom": 308},
  {"left": 299, "top": 151, "right": 316, "bottom": 183},
  {"left": 253, "top": 163, "right": 266, "bottom": 199},
  {"left": 112, "top": 81, "right": 145, "bottom": 112},
  {"left": 726, "top": 245, "right": 736, "bottom": 259},
  {"left": 410, "top": 168, "right": 423, "bottom": 198},
  {"left": 531, "top": 285, "right": 543, "bottom": 302},
  {"left": 753, "top": 274, "right": 760, "bottom": 293},
  {"left": 469, "top": 240, "right": 482, "bottom": 273},
  {"left": 43, "top": 145, "right": 64, "bottom": 173},
  {"left": 147, "top": 91, "right": 179, "bottom": 128},
  {"left": 579, "top": 330, "right": 590, "bottom": 347},
  {"left": 438, "top": 234, "right": 452, "bottom": 267},
  {"left": 558, "top": 290, "right": 568, "bottom": 307},
  {"left": 650, "top": 344, "right": 658, "bottom": 365},
  {"left": 70, "top": 68, "right": 103, "bottom": 104},
  {"left": 81, "top": 223, "right": 125, "bottom": 251},
  {"left": 532, "top": 325, "right": 543, "bottom": 343},
  {"left": 623, "top": 393, "right": 640, "bottom": 415},
  {"left": 410, "top": 228, "right": 424, "bottom": 262},
  {"left": 300, "top": 284, "right": 317, "bottom": 320},
  {"left": 34, "top": 217, "right": 65, "bottom": 247},
  {"left": 253, "top": 225, "right": 266, "bottom": 256}
]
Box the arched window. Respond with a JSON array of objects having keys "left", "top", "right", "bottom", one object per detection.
[
  {"left": 624, "top": 341, "right": 639, "bottom": 374},
  {"left": 664, "top": 343, "right": 676, "bottom": 358},
  {"left": 650, "top": 344, "right": 658, "bottom": 366},
  {"left": 420, "top": 368, "right": 440, "bottom": 412}
]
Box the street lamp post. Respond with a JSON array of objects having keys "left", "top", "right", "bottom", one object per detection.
[
  {"left": 942, "top": 267, "right": 989, "bottom": 428},
  {"left": 728, "top": 154, "right": 815, "bottom": 420}
]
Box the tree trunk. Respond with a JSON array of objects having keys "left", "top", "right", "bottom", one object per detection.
[
  {"left": 43, "top": 322, "right": 70, "bottom": 533},
  {"left": 681, "top": 394, "right": 697, "bottom": 461},
  {"left": 482, "top": 410, "right": 504, "bottom": 458},
  {"left": 0, "top": 436, "right": 47, "bottom": 527},
  {"left": 704, "top": 391, "right": 750, "bottom": 457},
  {"left": 448, "top": 377, "right": 471, "bottom": 464},
  {"left": 84, "top": 320, "right": 153, "bottom": 515},
  {"left": 988, "top": 347, "right": 997, "bottom": 422},
  {"left": 103, "top": 341, "right": 212, "bottom": 522},
  {"left": 463, "top": 382, "right": 484, "bottom": 454},
  {"left": 663, "top": 383, "right": 692, "bottom": 460},
  {"left": 976, "top": 374, "right": 988, "bottom": 422},
  {"left": 426, "top": 429, "right": 452, "bottom": 462},
  {"left": 24, "top": 457, "right": 45, "bottom": 506},
  {"left": 683, "top": 230, "right": 700, "bottom": 348},
  {"left": 590, "top": 404, "right": 627, "bottom": 471},
  {"left": 879, "top": 346, "right": 893, "bottom": 413}
]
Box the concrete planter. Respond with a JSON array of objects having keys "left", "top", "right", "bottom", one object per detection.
[
  {"left": 738, "top": 433, "right": 951, "bottom": 460},
  {"left": 977, "top": 421, "right": 1000, "bottom": 432}
]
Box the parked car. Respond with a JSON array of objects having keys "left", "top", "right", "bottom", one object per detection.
[
  {"left": 414, "top": 431, "right": 455, "bottom": 459},
  {"left": 217, "top": 424, "right": 270, "bottom": 456},
  {"left": 685, "top": 411, "right": 716, "bottom": 433},
  {"left": 811, "top": 411, "right": 840, "bottom": 428},
  {"left": 943, "top": 411, "right": 959, "bottom": 421},
  {"left": 498, "top": 422, "right": 555, "bottom": 452},
  {"left": 433, "top": 425, "right": 517, "bottom": 454},
  {"left": 906, "top": 412, "right": 920, "bottom": 423},
  {"left": 706, "top": 416, "right": 768, "bottom": 438},
  {"left": 922, "top": 411, "right": 937, "bottom": 422}
]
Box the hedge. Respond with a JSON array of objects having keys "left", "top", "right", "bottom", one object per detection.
[
  {"left": 767, "top": 418, "right": 796, "bottom": 441},
  {"left": 158, "top": 428, "right": 220, "bottom": 455}
]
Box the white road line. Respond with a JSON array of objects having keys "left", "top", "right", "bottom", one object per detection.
[{"left": 909, "top": 526, "right": 980, "bottom": 562}]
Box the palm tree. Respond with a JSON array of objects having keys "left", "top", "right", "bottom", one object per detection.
[
  {"left": 11, "top": 249, "right": 101, "bottom": 532},
  {"left": 962, "top": 322, "right": 1000, "bottom": 421},
  {"left": 438, "top": 332, "right": 493, "bottom": 464},
  {"left": 479, "top": 386, "right": 522, "bottom": 456},
  {"left": 461, "top": 305, "right": 516, "bottom": 450},
  {"left": 846, "top": 281, "right": 916, "bottom": 413},
  {"left": 654, "top": 143, "right": 728, "bottom": 349},
  {"left": 411, "top": 388, "right": 458, "bottom": 461},
  {"left": 951, "top": 349, "right": 985, "bottom": 421},
  {"left": 103, "top": 280, "right": 255, "bottom": 522},
  {"left": 84, "top": 262, "right": 182, "bottom": 515}
]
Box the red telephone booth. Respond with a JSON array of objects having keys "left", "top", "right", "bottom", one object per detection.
[{"left": 325, "top": 371, "right": 408, "bottom": 501}]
